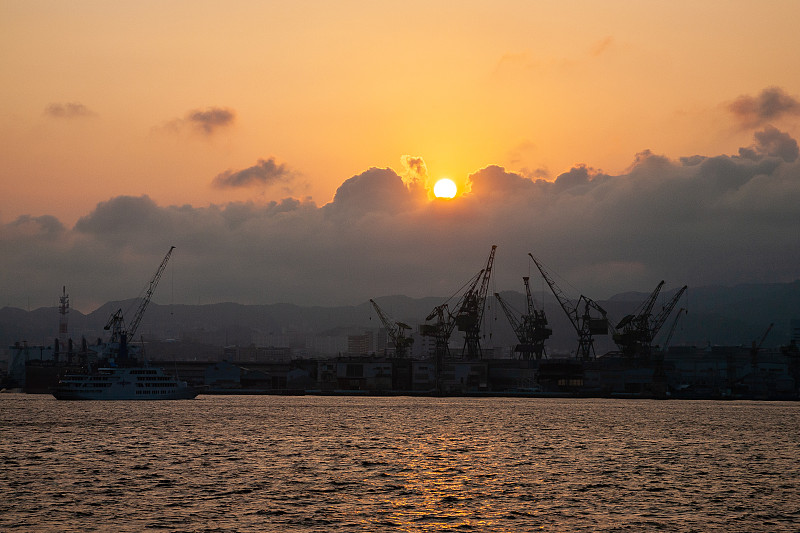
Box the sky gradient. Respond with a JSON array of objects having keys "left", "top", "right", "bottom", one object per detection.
[{"left": 2, "top": 1, "right": 800, "bottom": 312}]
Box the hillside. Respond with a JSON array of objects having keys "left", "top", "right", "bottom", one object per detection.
[{"left": 2, "top": 282, "right": 798, "bottom": 355}]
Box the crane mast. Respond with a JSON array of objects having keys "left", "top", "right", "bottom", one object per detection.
[
  {"left": 370, "top": 299, "right": 414, "bottom": 358},
  {"left": 528, "top": 253, "right": 608, "bottom": 360}
]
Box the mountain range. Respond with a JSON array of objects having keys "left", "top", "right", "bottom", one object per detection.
[{"left": 2, "top": 281, "right": 798, "bottom": 357}]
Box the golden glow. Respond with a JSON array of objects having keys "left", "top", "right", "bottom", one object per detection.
[
  {"left": 2, "top": 2, "right": 800, "bottom": 224},
  {"left": 433, "top": 178, "right": 457, "bottom": 199}
]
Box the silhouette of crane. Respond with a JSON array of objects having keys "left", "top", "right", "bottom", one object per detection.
[
  {"left": 370, "top": 299, "right": 414, "bottom": 358},
  {"left": 528, "top": 253, "right": 609, "bottom": 360},
  {"left": 494, "top": 276, "right": 552, "bottom": 360},
  {"left": 104, "top": 246, "right": 175, "bottom": 358}
]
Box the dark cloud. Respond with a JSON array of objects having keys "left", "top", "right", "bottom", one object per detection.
[
  {"left": 467, "top": 165, "right": 544, "bottom": 198},
  {"left": 44, "top": 102, "right": 95, "bottom": 118},
  {"left": 187, "top": 107, "right": 235, "bottom": 134},
  {"left": 213, "top": 158, "right": 291, "bottom": 189},
  {"left": 728, "top": 87, "right": 800, "bottom": 128},
  {"left": 2, "top": 137, "right": 800, "bottom": 312},
  {"left": 737, "top": 126, "right": 798, "bottom": 163},
  {"left": 4, "top": 215, "right": 65, "bottom": 239},
  {"left": 752, "top": 125, "right": 799, "bottom": 162},
  {"left": 162, "top": 106, "right": 236, "bottom": 135},
  {"left": 324, "top": 167, "right": 419, "bottom": 216}
]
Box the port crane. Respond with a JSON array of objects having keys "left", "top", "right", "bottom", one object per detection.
[
  {"left": 646, "top": 285, "right": 688, "bottom": 353},
  {"left": 105, "top": 246, "right": 175, "bottom": 351},
  {"left": 370, "top": 299, "right": 414, "bottom": 358},
  {"left": 421, "top": 302, "right": 457, "bottom": 362},
  {"left": 613, "top": 280, "right": 666, "bottom": 356},
  {"left": 528, "top": 253, "right": 609, "bottom": 360},
  {"left": 421, "top": 245, "right": 497, "bottom": 360},
  {"left": 454, "top": 245, "right": 497, "bottom": 359},
  {"left": 494, "top": 276, "right": 553, "bottom": 360}
]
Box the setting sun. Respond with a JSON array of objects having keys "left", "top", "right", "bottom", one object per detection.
[{"left": 433, "top": 178, "right": 457, "bottom": 198}]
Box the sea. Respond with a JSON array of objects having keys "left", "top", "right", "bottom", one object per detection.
[{"left": 1, "top": 394, "right": 799, "bottom": 532}]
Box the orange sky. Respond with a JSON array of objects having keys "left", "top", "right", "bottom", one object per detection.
[{"left": 2, "top": 0, "right": 800, "bottom": 226}]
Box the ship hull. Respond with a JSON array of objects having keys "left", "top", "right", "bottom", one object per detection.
[{"left": 52, "top": 366, "right": 198, "bottom": 401}]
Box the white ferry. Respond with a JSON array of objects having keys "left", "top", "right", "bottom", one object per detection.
[{"left": 52, "top": 364, "right": 198, "bottom": 400}]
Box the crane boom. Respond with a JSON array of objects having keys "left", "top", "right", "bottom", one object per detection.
[
  {"left": 128, "top": 246, "right": 175, "bottom": 339},
  {"left": 660, "top": 307, "right": 686, "bottom": 351},
  {"left": 528, "top": 253, "right": 579, "bottom": 331},
  {"left": 370, "top": 299, "right": 413, "bottom": 358},
  {"left": 528, "top": 253, "right": 608, "bottom": 359},
  {"left": 649, "top": 285, "right": 687, "bottom": 341},
  {"left": 104, "top": 246, "right": 175, "bottom": 345}
]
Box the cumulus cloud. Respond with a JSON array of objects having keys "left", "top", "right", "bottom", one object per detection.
[
  {"left": 728, "top": 86, "right": 800, "bottom": 128},
  {"left": 2, "top": 131, "right": 800, "bottom": 312},
  {"left": 213, "top": 158, "right": 291, "bottom": 189},
  {"left": 737, "top": 125, "right": 799, "bottom": 162},
  {"left": 162, "top": 106, "right": 236, "bottom": 135},
  {"left": 401, "top": 155, "right": 428, "bottom": 183},
  {"left": 44, "top": 102, "right": 95, "bottom": 118}
]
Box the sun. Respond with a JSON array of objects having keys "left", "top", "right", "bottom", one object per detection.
[{"left": 433, "top": 178, "right": 457, "bottom": 199}]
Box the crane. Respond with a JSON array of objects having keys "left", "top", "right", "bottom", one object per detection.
[
  {"left": 421, "top": 302, "right": 456, "bottom": 361},
  {"left": 454, "top": 245, "right": 497, "bottom": 359},
  {"left": 420, "top": 246, "right": 497, "bottom": 361},
  {"left": 528, "top": 253, "right": 609, "bottom": 360},
  {"left": 613, "top": 280, "right": 665, "bottom": 356},
  {"left": 104, "top": 246, "right": 175, "bottom": 354},
  {"left": 659, "top": 307, "right": 686, "bottom": 352},
  {"left": 494, "top": 276, "right": 552, "bottom": 360},
  {"left": 649, "top": 285, "right": 688, "bottom": 347},
  {"left": 370, "top": 299, "right": 414, "bottom": 358}
]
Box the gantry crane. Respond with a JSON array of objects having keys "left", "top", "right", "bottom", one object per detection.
[
  {"left": 528, "top": 253, "right": 609, "bottom": 360},
  {"left": 104, "top": 246, "right": 175, "bottom": 355},
  {"left": 494, "top": 276, "right": 552, "bottom": 360},
  {"left": 370, "top": 299, "right": 414, "bottom": 358}
]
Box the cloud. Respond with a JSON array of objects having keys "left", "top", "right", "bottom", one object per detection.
[
  {"left": 728, "top": 87, "right": 800, "bottom": 128},
  {"left": 213, "top": 158, "right": 291, "bottom": 189},
  {"left": 162, "top": 106, "right": 236, "bottom": 135},
  {"left": 187, "top": 107, "right": 235, "bottom": 134},
  {"left": 44, "top": 102, "right": 95, "bottom": 118},
  {"left": 401, "top": 155, "right": 428, "bottom": 183},
  {"left": 747, "top": 125, "right": 799, "bottom": 162},
  {"left": 2, "top": 132, "right": 800, "bottom": 312},
  {"left": 324, "top": 167, "right": 420, "bottom": 217}
]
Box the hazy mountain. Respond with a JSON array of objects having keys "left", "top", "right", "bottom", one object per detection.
[{"left": 2, "top": 282, "right": 797, "bottom": 356}]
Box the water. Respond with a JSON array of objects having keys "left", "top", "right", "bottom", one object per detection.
[{"left": 1, "top": 395, "right": 799, "bottom": 532}]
